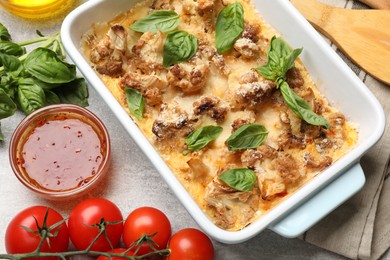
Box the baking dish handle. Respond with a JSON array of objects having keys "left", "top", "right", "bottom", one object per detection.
[{"left": 269, "top": 163, "right": 365, "bottom": 238}]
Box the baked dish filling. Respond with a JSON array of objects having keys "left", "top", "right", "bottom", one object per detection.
[{"left": 82, "top": 0, "right": 358, "bottom": 231}]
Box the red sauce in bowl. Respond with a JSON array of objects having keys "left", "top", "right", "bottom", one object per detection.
[
  {"left": 9, "top": 104, "right": 110, "bottom": 199},
  {"left": 21, "top": 117, "right": 103, "bottom": 191}
]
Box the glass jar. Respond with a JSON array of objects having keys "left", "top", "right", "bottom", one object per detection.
[{"left": 0, "top": 0, "right": 77, "bottom": 19}]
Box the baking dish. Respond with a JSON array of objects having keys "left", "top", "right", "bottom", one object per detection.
[{"left": 61, "top": 0, "right": 385, "bottom": 243}]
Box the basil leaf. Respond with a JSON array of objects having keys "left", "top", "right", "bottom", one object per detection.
[
  {"left": 255, "top": 36, "right": 302, "bottom": 83},
  {"left": 185, "top": 125, "right": 223, "bottom": 153},
  {"left": 17, "top": 78, "right": 46, "bottom": 115},
  {"left": 24, "top": 48, "right": 76, "bottom": 84},
  {"left": 280, "top": 82, "right": 330, "bottom": 128},
  {"left": 219, "top": 168, "right": 257, "bottom": 191},
  {"left": 44, "top": 90, "right": 61, "bottom": 105},
  {"left": 0, "top": 42, "right": 25, "bottom": 56},
  {"left": 215, "top": 2, "right": 244, "bottom": 54},
  {"left": 0, "top": 53, "right": 22, "bottom": 72},
  {"left": 0, "top": 23, "right": 11, "bottom": 42},
  {"left": 130, "top": 10, "right": 180, "bottom": 33},
  {"left": 226, "top": 123, "right": 268, "bottom": 151},
  {"left": 125, "top": 88, "right": 144, "bottom": 120},
  {"left": 0, "top": 88, "right": 17, "bottom": 119},
  {"left": 54, "top": 78, "right": 89, "bottom": 107},
  {"left": 163, "top": 30, "right": 198, "bottom": 68}
]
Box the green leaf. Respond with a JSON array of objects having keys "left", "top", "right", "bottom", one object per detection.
[
  {"left": 130, "top": 10, "right": 180, "bottom": 33},
  {"left": 0, "top": 53, "right": 22, "bottom": 72},
  {"left": 44, "top": 90, "right": 61, "bottom": 105},
  {"left": 0, "top": 42, "right": 25, "bottom": 56},
  {"left": 17, "top": 78, "right": 46, "bottom": 115},
  {"left": 24, "top": 48, "right": 76, "bottom": 84},
  {"left": 280, "top": 82, "right": 330, "bottom": 128},
  {"left": 0, "top": 88, "right": 17, "bottom": 119},
  {"left": 185, "top": 125, "right": 223, "bottom": 153},
  {"left": 226, "top": 123, "right": 268, "bottom": 151},
  {"left": 163, "top": 30, "right": 198, "bottom": 68},
  {"left": 255, "top": 36, "right": 302, "bottom": 83},
  {"left": 125, "top": 88, "right": 144, "bottom": 120},
  {"left": 54, "top": 78, "right": 89, "bottom": 107},
  {"left": 216, "top": 2, "right": 244, "bottom": 54},
  {"left": 219, "top": 168, "right": 257, "bottom": 191},
  {"left": 0, "top": 23, "right": 11, "bottom": 42}
]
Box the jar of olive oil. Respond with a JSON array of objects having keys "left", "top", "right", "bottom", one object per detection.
[{"left": 0, "top": 0, "right": 77, "bottom": 19}]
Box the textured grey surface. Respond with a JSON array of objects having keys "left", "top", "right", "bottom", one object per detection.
[{"left": 0, "top": 1, "right": 389, "bottom": 260}]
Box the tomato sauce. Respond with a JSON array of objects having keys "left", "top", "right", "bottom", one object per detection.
[{"left": 21, "top": 116, "right": 103, "bottom": 191}]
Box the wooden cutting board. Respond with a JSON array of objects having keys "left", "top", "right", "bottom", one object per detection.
[{"left": 291, "top": 0, "right": 390, "bottom": 85}]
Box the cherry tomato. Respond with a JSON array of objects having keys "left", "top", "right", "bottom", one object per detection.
[
  {"left": 68, "top": 198, "right": 123, "bottom": 251},
  {"left": 96, "top": 248, "right": 134, "bottom": 260},
  {"left": 166, "top": 228, "right": 214, "bottom": 260},
  {"left": 123, "top": 207, "right": 171, "bottom": 255},
  {"left": 5, "top": 206, "right": 69, "bottom": 260}
]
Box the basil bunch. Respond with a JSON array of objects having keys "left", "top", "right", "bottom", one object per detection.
[
  {"left": 226, "top": 123, "right": 268, "bottom": 151},
  {"left": 125, "top": 88, "right": 145, "bottom": 120},
  {"left": 0, "top": 25, "right": 88, "bottom": 141},
  {"left": 130, "top": 10, "right": 180, "bottom": 33},
  {"left": 184, "top": 125, "right": 223, "bottom": 155},
  {"left": 255, "top": 36, "right": 330, "bottom": 129},
  {"left": 219, "top": 168, "right": 257, "bottom": 192},
  {"left": 215, "top": 2, "right": 244, "bottom": 54}
]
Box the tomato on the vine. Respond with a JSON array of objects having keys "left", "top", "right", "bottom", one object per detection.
[
  {"left": 96, "top": 248, "right": 134, "bottom": 260},
  {"left": 68, "top": 198, "right": 123, "bottom": 251},
  {"left": 123, "top": 207, "right": 171, "bottom": 255},
  {"left": 5, "top": 206, "right": 69, "bottom": 259},
  {"left": 166, "top": 228, "right": 214, "bottom": 260}
]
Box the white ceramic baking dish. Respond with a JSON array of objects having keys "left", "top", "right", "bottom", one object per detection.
[{"left": 61, "top": 0, "right": 385, "bottom": 243}]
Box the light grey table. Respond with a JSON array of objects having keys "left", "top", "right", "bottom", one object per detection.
[{"left": 0, "top": 2, "right": 388, "bottom": 260}]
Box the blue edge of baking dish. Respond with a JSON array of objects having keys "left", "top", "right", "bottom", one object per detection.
[{"left": 270, "top": 163, "right": 365, "bottom": 237}]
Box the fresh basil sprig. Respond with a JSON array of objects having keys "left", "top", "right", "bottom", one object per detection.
[
  {"left": 163, "top": 30, "right": 198, "bottom": 68},
  {"left": 0, "top": 26, "right": 89, "bottom": 140},
  {"left": 215, "top": 2, "right": 244, "bottom": 54},
  {"left": 125, "top": 88, "right": 145, "bottom": 120},
  {"left": 255, "top": 36, "right": 302, "bottom": 83},
  {"left": 130, "top": 10, "right": 180, "bottom": 34},
  {"left": 226, "top": 123, "right": 268, "bottom": 151},
  {"left": 219, "top": 168, "right": 257, "bottom": 192},
  {"left": 255, "top": 36, "right": 330, "bottom": 129},
  {"left": 184, "top": 125, "right": 223, "bottom": 155}
]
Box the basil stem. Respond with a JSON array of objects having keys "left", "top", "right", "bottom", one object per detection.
[
  {"left": 216, "top": 2, "right": 244, "bottom": 54},
  {"left": 184, "top": 125, "right": 223, "bottom": 154},
  {"left": 219, "top": 168, "right": 257, "bottom": 192},
  {"left": 163, "top": 30, "right": 198, "bottom": 68},
  {"left": 125, "top": 88, "right": 145, "bottom": 120},
  {"left": 130, "top": 10, "right": 180, "bottom": 33},
  {"left": 226, "top": 123, "right": 268, "bottom": 151},
  {"left": 255, "top": 36, "right": 330, "bottom": 129}
]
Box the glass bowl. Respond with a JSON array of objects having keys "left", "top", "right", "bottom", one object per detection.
[{"left": 9, "top": 104, "right": 111, "bottom": 200}]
